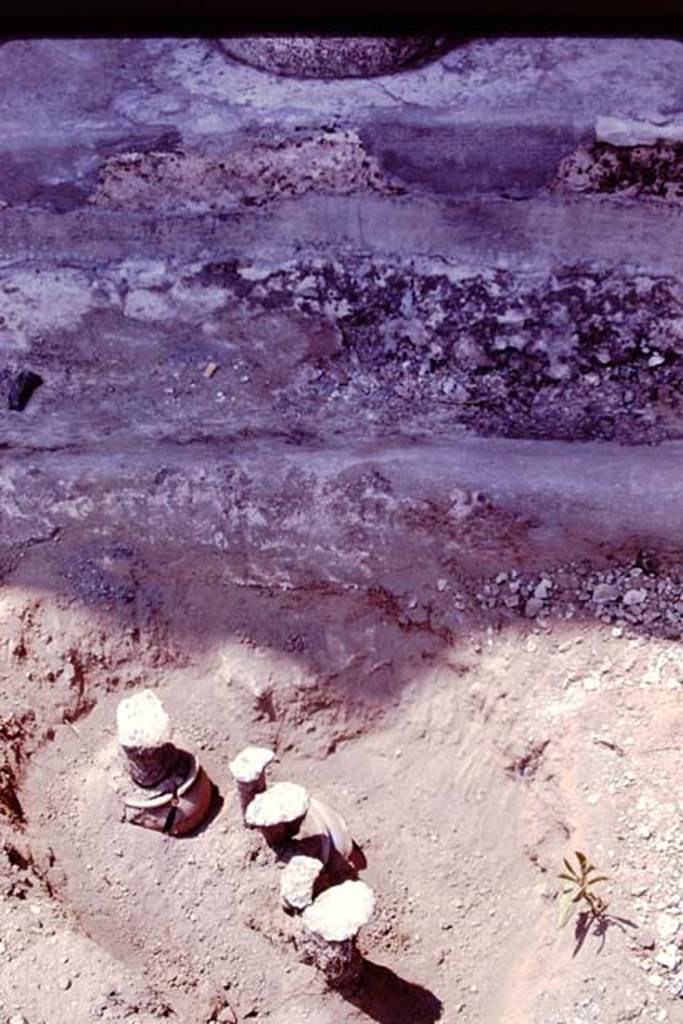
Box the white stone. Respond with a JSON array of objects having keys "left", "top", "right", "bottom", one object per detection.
[
  {"left": 657, "top": 912, "right": 679, "bottom": 941},
  {"left": 623, "top": 588, "right": 648, "bottom": 607},
  {"left": 302, "top": 879, "right": 375, "bottom": 942},
  {"left": 592, "top": 583, "right": 619, "bottom": 604},
  {"left": 595, "top": 115, "right": 683, "bottom": 147},
  {"left": 534, "top": 579, "right": 552, "bottom": 600},
  {"left": 116, "top": 689, "right": 171, "bottom": 748},
  {"left": 655, "top": 944, "right": 681, "bottom": 971},
  {"left": 228, "top": 746, "right": 275, "bottom": 783},
  {"left": 245, "top": 782, "right": 310, "bottom": 827},
  {"left": 280, "top": 855, "right": 324, "bottom": 910}
]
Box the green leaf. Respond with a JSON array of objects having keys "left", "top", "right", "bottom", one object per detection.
[
  {"left": 558, "top": 891, "right": 578, "bottom": 928},
  {"left": 563, "top": 858, "right": 579, "bottom": 880},
  {"left": 575, "top": 851, "right": 588, "bottom": 871},
  {"left": 558, "top": 873, "right": 578, "bottom": 883},
  {"left": 587, "top": 875, "right": 609, "bottom": 885}
]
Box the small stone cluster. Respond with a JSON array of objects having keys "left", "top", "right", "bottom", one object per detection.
[
  {"left": 618, "top": 793, "right": 683, "bottom": 1000},
  {"left": 473, "top": 560, "right": 683, "bottom": 637},
  {"left": 229, "top": 745, "right": 375, "bottom": 989},
  {"left": 556, "top": 121, "right": 683, "bottom": 203},
  {"left": 196, "top": 256, "right": 682, "bottom": 446},
  {"left": 93, "top": 130, "right": 398, "bottom": 213}
]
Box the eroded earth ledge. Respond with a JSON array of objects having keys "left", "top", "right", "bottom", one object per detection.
[{"left": 0, "top": 35, "right": 682, "bottom": 1024}]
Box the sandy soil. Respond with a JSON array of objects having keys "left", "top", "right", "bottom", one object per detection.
[
  {"left": 1, "top": 33, "right": 682, "bottom": 1024},
  {"left": 0, "top": 547, "right": 681, "bottom": 1024}
]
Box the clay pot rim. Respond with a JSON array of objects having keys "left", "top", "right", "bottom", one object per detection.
[{"left": 123, "top": 753, "right": 200, "bottom": 810}]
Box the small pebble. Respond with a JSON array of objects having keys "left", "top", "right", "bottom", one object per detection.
[
  {"left": 525, "top": 598, "right": 544, "bottom": 618},
  {"left": 534, "top": 578, "right": 552, "bottom": 600},
  {"left": 657, "top": 913, "right": 679, "bottom": 941},
  {"left": 655, "top": 945, "right": 681, "bottom": 971}
]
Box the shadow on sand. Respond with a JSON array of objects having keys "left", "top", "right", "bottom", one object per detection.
[
  {"left": 572, "top": 910, "right": 638, "bottom": 957},
  {"left": 343, "top": 959, "right": 443, "bottom": 1023}
]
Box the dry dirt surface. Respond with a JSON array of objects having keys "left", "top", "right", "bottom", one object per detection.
[
  {"left": 0, "top": 545, "right": 682, "bottom": 1024},
  {"left": 1, "top": 32, "right": 682, "bottom": 1024}
]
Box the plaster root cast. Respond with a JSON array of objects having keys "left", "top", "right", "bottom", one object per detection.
[
  {"left": 245, "top": 781, "right": 311, "bottom": 846},
  {"left": 228, "top": 745, "right": 275, "bottom": 819},
  {"left": 298, "top": 880, "right": 376, "bottom": 989},
  {"left": 113, "top": 689, "right": 213, "bottom": 836},
  {"left": 232, "top": 742, "right": 375, "bottom": 986}
]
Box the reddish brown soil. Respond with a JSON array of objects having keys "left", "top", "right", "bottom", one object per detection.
[{"left": 1, "top": 562, "right": 681, "bottom": 1024}]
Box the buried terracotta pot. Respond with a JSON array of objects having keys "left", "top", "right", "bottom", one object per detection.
[
  {"left": 114, "top": 690, "right": 213, "bottom": 836},
  {"left": 121, "top": 751, "right": 213, "bottom": 837},
  {"left": 217, "top": 36, "right": 448, "bottom": 79}
]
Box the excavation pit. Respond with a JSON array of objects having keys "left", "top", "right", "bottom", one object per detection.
[{"left": 0, "top": 32, "right": 682, "bottom": 1024}]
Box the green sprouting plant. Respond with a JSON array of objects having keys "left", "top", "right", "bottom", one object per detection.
[{"left": 557, "top": 850, "right": 609, "bottom": 928}]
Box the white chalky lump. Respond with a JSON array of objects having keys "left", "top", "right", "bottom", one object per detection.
[
  {"left": 281, "top": 855, "right": 324, "bottom": 910},
  {"left": 595, "top": 114, "right": 683, "bottom": 147},
  {"left": 246, "top": 782, "right": 310, "bottom": 827},
  {"left": 302, "top": 880, "right": 375, "bottom": 941},
  {"left": 230, "top": 745, "right": 277, "bottom": 818},
  {"left": 117, "top": 689, "right": 171, "bottom": 748},
  {"left": 229, "top": 746, "right": 275, "bottom": 782}
]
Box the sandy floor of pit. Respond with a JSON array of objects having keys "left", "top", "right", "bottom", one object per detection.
[{"left": 0, "top": 580, "right": 681, "bottom": 1024}]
